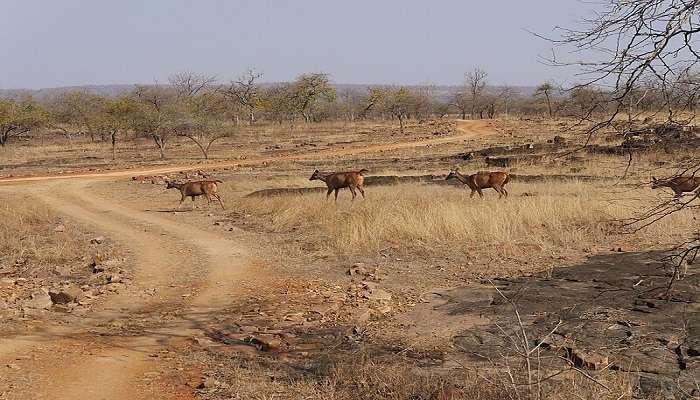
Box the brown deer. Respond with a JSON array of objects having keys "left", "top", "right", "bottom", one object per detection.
[
  {"left": 445, "top": 168, "right": 510, "bottom": 199},
  {"left": 166, "top": 180, "right": 225, "bottom": 209},
  {"left": 651, "top": 176, "right": 700, "bottom": 197},
  {"left": 309, "top": 169, "right": 368, "bottom": 201}
]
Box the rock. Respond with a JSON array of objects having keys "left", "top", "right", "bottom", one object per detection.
[
  {"left": 566, "top": 348, "right": 608, "bottom": 370},
  {"left": 362, "top": 288, "right": 392, "bottom": 301},
  {"left": 197, "top": 377, "right": 224, "bottom": 390},
  {"left": 250, "top": 334, "right": 282, "bottom": 352},
  {"left": 25, "top": 291, "right": 52, "bottom": 309},
  {"left": 90, "top": 236, "right": 105, "bottom": 244},
  {"left": 52, "top": 265, "right": 72, "bottom": 277},
  {"left": 6, "top": 363, "right": 20, "bottom": 370},
  {"left": 348, "top": 263, "right": 368, "bottom": 276},
  {"left": 48, "top": 287, "right": 83, "bottom": 304},
  {"left": 0, "top": 278, "right": 15, "bottom": 288},
  {"left": 53, "top": 224, "right": 65, "bottom": 232},
  {"left": 553, "top": 136, "right": 567, "bottom": 145}
]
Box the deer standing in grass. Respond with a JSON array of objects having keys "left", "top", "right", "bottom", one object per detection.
[
  {"left": 166, "top": 180, "right": 225, "bottom": 209},
  {"left": 309, "top": 169, "right": 368, "bottom": 201},
  {"left": 652, "top": 176, "right": 700, "bottom": 197},
  {"left": 445, "top": 168, "right": 510, "bottom": 199}
]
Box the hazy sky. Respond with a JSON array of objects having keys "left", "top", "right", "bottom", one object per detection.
[{"left": 1, "top": 0, "right": 593, "bottom": 89}]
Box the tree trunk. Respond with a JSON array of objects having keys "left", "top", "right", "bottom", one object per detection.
[
  {"left": 249, "top": 107, "right": 255, "bottom": 125},
  {"left": 398, "top": 115, "right": 405, "bottom": 134},
  {"left": 111, "top": 130, "right": 117, "bottom": 160},
  {"left": 545, "top": 93, "right": 553, "bottom": 118}
]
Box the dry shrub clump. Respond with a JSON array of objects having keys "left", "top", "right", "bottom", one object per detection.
[
  {"left": 0, "top": 197, "right": 85, "bottom": 272},
  {"left": 229, "top": 182, "right": 694, "bottom": 256}
]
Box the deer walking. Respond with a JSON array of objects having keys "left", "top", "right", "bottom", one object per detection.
[
  {"left": 445, "top": 168, "right": 510, "bottom": 199},
  {"left": 166, "top": 180, "right": 225, "bottom": 210},
  {"left": 309, "top": 169, "right": 368, "bottom": 201},
  {"left": 652, "top": 176, "right": 700, "bottom": 197}
]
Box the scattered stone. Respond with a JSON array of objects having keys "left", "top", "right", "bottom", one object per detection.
[
  {"left": 362, "top": 288, "right": 392, "bottom": 301},
  {"left": 25, "top": 290, "right": 52, "bottom": 309},
  {"left": 90, "top": 236, "right": 105, "bottom": 245},
  {"left": 250, "top": 334, "right": 282, "bottom": 352},
  {"left": 566, "top": 348, "right": 609, "bottom": 370},
  {"left": 53, "top": 224, "right": 65, "bottom": 232},
  {"left": 48, "top": 287, "right": 83, "bottom": 304},
  {"left": 197, "top": 377, "right": 224, "bottom": 390}
]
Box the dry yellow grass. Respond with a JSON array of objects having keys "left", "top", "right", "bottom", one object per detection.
[
  {"left": 227, "top": 182, "right": 696, "bottom": 256},
  {"left": 0, "top": 197, "right": 86, "bottom": 270}
]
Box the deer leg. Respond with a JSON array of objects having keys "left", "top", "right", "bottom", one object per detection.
[
  {"left": 177, "top": 194, "right": 186, "bottom": 209},
  {"left": 214, "top": 194, "right": 225, "bottom": 210},
  {"left": 349, "top": 186, "right": 357, "bottom": 201},
  {"left": 334, "top": 189, "right": 339, "bottom": 202},
  {"left": 191, "top": 196, "right": 197, "bottom": 210},
  {"left": 476, "top": 188, "right": 484, "bottom": 198},
  {"left": 493, "top": 186, "right": 503, "bottom": 199},
  {"left": 502, "top": 186, "right": 509, "bottom": 197},
  {"left": 326, "top": 188, "right": 333, "bottom": 200},
  {"left": 358, "top": 186, "right": 366, "bottom": 199},
  {"left": 470, "top": 189, "right": 476, "bottom": 198}
]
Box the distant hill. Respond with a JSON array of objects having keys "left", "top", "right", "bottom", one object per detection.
[{"left": 0, "top": 83, "right": 537, "bottom": 102}]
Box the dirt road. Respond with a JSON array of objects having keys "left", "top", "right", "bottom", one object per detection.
[
  {"left": 0, "top": 120, "right": 498, "bottom": 186},
  {"left": 0, "top": 121, "right": 498, "bottom": 399},
  {"left": 0, "top": 180, "right": 254, "bottom": 399}
]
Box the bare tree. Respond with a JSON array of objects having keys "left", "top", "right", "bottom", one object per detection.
[
  {"left": 169, "top": 72, "right": 217, "bottom": 98},
  {"left": 225, "top": 69, "right": 263, "bottom": 125},
  {"left": 498, "top": 86, "right": 519, "bottom": 119},
  {"left": 549, "top": 0, "right": 700, "bottom": 285},
  {"left": 466, "top": 68, "right": 488, "bottom": 119}
]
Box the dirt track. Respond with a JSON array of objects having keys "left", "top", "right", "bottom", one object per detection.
[
  {"left": 0, "top": 121, "right": 498, "bottom": 399},
  {"left": 0, "top": 120, "right": 497, "bottom": 186}
]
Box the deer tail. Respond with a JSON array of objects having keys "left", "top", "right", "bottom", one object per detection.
[{"left": 503, "top": 173, "right": 510, "bottom": 185}]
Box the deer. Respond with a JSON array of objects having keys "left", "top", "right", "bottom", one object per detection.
[
  {"left": 445, "top": 168, "right": 510, "bottom": 199},
  {"left": 651, "top": 176, "right": 700, "bottom": 197},
  {"left": 165, "top": 179, "right": 225, "bottom": 210},
  {"left": 309, "top": 169, "right": 368, "bottom": 201}
]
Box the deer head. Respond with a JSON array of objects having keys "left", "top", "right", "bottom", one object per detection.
[
  {"left": 445, "top": 167, "right": 460, "bottom": 181},
  {"left": 309, "top": 169, "right": 323, "bottom": 181}
]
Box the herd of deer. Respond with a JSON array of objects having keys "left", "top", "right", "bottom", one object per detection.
[{"left": 163, "top": 169, "right": 700, "bottom": 210}]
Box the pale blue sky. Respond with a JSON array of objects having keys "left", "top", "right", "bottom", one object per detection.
[{"left": 1, "top": 0, "right": 592, "bottom": 89}]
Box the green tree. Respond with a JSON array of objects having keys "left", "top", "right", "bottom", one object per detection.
[
  {"left": 0, "top": 100, "right": 49, "bottom": 147},
  {"left": 535, "top": 82, "right": 556, "bottom": 118},
  {"left": 289, "top": 73, "right": 336, "bottom": 122}
]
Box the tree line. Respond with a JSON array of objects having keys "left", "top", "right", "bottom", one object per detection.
[{"left": 1, "top": 68, "right": 695, "bottom": 158}]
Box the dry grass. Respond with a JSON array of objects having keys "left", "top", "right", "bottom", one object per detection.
[
  {"left": 225, "top": 182, "right": 696, "bottom": 257},
  {"left": 0, "top": 196, "right": 86, "bottom": 272},
  {"left": 194, "top": 348, "right": 634, "bottom": 400}
]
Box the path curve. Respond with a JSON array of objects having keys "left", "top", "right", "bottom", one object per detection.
[
  {"left": 0, "top": 120, "right": 498, "bottom": 186},
  {"left": 0, "top": 180, "right": 255, "bottom": 400}
]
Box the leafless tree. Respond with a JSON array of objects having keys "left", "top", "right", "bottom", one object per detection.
[
  {"left": 549, "top": 0, "right": 700, "bottom": 286},
  {"left": 466, "top": 68, "right": 488, "bottom": 119},
  {"left": 225, "top": 69, "right": 263, "bottom": 125},
  {"left": 169, "top": 72, "right": 217, "bottom": 98},
  {"left": 498, "top": 86, "right": 519, "bottom": 119}
]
